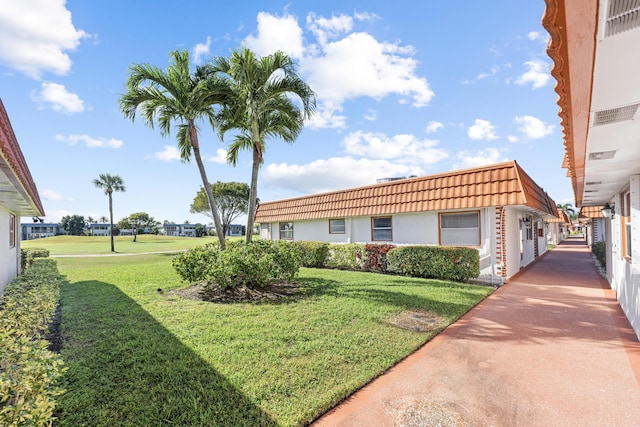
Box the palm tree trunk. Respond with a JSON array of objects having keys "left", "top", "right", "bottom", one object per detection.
[
  {"left": 245, "top": 146, "right": 260, "bottom": 243},
  {"left": 108, "top": 192, "right": 115, "bottom": 252},
  {"left": 189, "top": 123, "right": 226, "bottom": 249}
]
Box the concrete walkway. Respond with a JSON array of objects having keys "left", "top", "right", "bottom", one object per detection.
[{"left": 312, "top": 237, "right": 640, "bottom": 426}]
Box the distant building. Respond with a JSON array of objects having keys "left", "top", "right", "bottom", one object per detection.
[
  {"left": 21, "top": 223, "right": 65, "bottom": 240},
  {"left": 88, "top": 223, "right": 111, "bottom": 236},
  {"left": 159, "top": 223, "right": 200, "bottom": 237},
  {"left": 226, "top": 224, "right": 245, "bottom": 236}
]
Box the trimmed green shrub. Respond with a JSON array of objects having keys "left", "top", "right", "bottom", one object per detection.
[
  {"left": 291, "top": 241, "right": 330, "bottom": 268},
  {"left": 170, "top": 243, "right": 220, "bottom": 284},
  {"left": 591, "top": 241, "right": 606, "bottom": 271},
  {"left": 363, "top": 244, "right": 396, "bottom": 273},
  {"left": 20, "top": 247, "right": 50, "bottom": 271},
  {"left": 387, "top": 245, "right": 480, "bottom": 282},
  {"left": 172, "top": 240, "right": 302, "bottom": 290},
  {"left": 0, "top": 258, "right": 66, "bottom": 426},
  {"left": 325, "top": 243, "right": 366, "bottom": 270}
]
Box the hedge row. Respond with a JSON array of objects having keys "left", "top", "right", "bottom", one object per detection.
[
  {"left": 0, "top": 258, "right": 66, "bottom": 427},
  {"left": 293, "top": 241, "right": 480, "bottom": 282},
  {"left": 20, "top": 247, "right": 50, "bottom": 272}
]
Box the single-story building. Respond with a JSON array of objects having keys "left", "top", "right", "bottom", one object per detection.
[
  {"left": 255, "top": 160, "right": 558, "bottom": 285},
  {"left": 578, "top": 206, "right": 605, "bottom": 246},
  {"left": 546, "top": 208, "right": 571, "bottom": 246},
  {"left": 0, "top": 99, "right": 44, "bottom": 291},
  {"left": 543, "top": 0, "right": 640, "bottom": 338}
]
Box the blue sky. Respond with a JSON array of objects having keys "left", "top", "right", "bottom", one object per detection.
[{"left": 0, "top": 0, "right": 572, "bottom": 225}]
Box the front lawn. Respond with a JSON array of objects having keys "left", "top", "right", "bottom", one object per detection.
[
  {"left": 22, "top": 234, "right": 232, "bottom": 255},
  {"left": 54, "top": 254, "right": 492, "bottom": 426}
]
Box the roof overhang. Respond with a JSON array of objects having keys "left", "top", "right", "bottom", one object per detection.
[
  {"left": 0, "top": 99, "right": 44, "bottom": 216},
  {"left": 543, "top": 0, "right": 640, "bottom": 207}
]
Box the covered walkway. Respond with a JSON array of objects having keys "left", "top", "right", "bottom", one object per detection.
[{"left": 313, "top": 237, "right": 640, "bottom": 426}]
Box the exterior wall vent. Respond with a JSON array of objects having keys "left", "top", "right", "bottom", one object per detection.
[
  {"left": 586, "top": 181, "right": 603, "bottom": 185},
  {"left": 592, "top": 103, "right": 639, "bottom": 126},
  {"left": 606, "top": 0, "right": 640, "bottom": 36},
  {"left": 588, "top": 150, "right": 617, "bottom": 160}
]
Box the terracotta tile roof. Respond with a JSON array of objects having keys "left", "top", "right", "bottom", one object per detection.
[
  {"left": 547, "top": 208, "right": 571, "bottom": 224},
  {"left": 255, "top": 161, "right": 558, "bottom": 223},
  {"left": 0, "top": 99, "right": 44, "bottom": 216},
  {"left": 579, "top": 206, "right": 604, "bottom": 219}
]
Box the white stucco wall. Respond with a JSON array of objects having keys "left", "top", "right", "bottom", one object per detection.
[
  {"left": 260, "top": 206, "right": 552, "bottom": 285},
  {"left": 604, "top": 175, "right": 640, "bottom": 338},
  {"left": 0, "top": 207, "right": 19, "bottom": 292}
]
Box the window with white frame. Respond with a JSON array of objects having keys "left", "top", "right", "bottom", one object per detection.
[
  {"left": 439, "top": 211, "right": 480, "bottom": 246},
  {"left": 279, "top": 222, "right": 294, "bottom": 240},
  {"left": 329, "top": 218, "right": 345, "bottom": 234},
  {"left": 9, "top": 213, "right": 15, "bottom": 248},
  {"left": 371, "top": 216, "right": 392, "bottom": 241}
]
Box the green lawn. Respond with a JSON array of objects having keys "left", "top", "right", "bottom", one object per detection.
[
  {"left": 53, "top": 247, "right": 492, "bottom": 426},
  {"left": 22, "top": 234, "right": 232, "bottom": 255}
]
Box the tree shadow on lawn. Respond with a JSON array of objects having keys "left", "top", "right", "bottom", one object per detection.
[
  {"left": 298, "top": 274, "right": 489, "bottom": 318},
  {"left": 57, "top": 280, "right": 277, "bottom": 427}
]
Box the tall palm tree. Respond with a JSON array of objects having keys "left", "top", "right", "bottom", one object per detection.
[
  {"left": 207, "top": 48, "right": 316, "bottom": 242},
  {"left": 93, "top": 173, "right": 125, "bottom": 252},
  {"left": 119, "top": 49, "right": 226, "bottom": 248}
]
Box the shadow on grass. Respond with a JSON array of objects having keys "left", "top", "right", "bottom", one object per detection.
[
  {"left": 57, "top": 280, "right": 277, "bottom": 427},
  {"left": 298, "top": 274, "right": 488, "bottom": 317}
]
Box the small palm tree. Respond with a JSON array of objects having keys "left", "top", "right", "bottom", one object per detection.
[
  {"left": 207, "top": 48, "right": 316, "bottom": 242},
  {"left": 93, "top": 173, "right": 125, "bottom": 252},
  {"left": 99, "top": 216, "right": 109, "bottom": 223},
  {"left": 119, "top": 49, "right": 226, "bottom": 248}
]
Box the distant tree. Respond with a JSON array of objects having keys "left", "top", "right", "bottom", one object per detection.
[
  {"left": 99, "top": 216, "right": 109, "bottom": 223},
  {"left": 85, "top": 216, "right": 95, "bottom": 227},
  {"left": 190, "top": 181, "right": 250, "bottom": 236},
  {"left": 61, "top": 215, "right": 86, "bottom": 236},
  {"left": 119, "top": 212, "right": 160, "bottom": 241},
  {"left": 207, "top": 48, "right": 316, "bottom": 242},
  {"left": 119, "top": 49, "right": 226, "bottom": 248},
  {"left": 93, "top": 173, "right": 126, "bottom": 252},
  {"left": 195, "top": 223, "right": 205, "bottom": 237},
  {"left": 557, "top": 203, "right": 577, "bottom": 221}
]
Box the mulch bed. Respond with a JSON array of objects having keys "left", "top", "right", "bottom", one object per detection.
[{"left": 169, "top": 282, "right": 300, "bottom": 303}]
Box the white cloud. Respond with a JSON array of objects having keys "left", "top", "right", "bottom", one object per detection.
[
  {"left": 192, "top": 36, "right": 211, "bottom": 64},
  {"left": 0, "top": 0, "right": 88, "bottom": 78},
  {"left": 263, "top": 156, "right": 425, "bottom": 195},
  {"left": 467, "top": 119, "right": 498, "bottom": 140},
  {"left": 514, "top": 115, "right": 554, "bottom": 139},
  {"left": 153, "top": 145, "right": 181, "bottom": 161},
  {"left": 363, "top": 109, "right": 377, "bottom": 121},
  {"left": 527, "top": 31, "right": 541, "bottom": 41},
  {"left": 425, "top": 121, "right": 443, "bottom": 133},
  {"left": 43, "top": 209, "right": 72, "bottom": 224},
  {"left": 244, "top": 11, "right": 434, "bottom": 129},
  {"left": 33, "top": 82, "right": 84, "bottom": 114},
  {"left": 306, "top": 12, "right": 353, "bottom": 45},
  {"left": 453, "top": 148, "right": 506, "bottom": 170},
  {"left": 56, "top": 134, "right": 123, "bottom": 148},
  {"left": 343, "top": 131, "right": 447, "bottom": 165},
  {"left": 354, "top": 11, "right": 380, "bottom": 24},
  {"left": 41, "top": 189, "right": 66, "bottom": 201},
  {"left": 515, "top": 60, "right": 550, "bottom": 89},
  {"left": 244, "top": 12, "right": 305, "bottom": 59},
  {"left": 207, "top": 148, "right": 228, "bottom": 164},
  {"left": 508, "top": 135, "right": 519, "bottom": 143}
]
